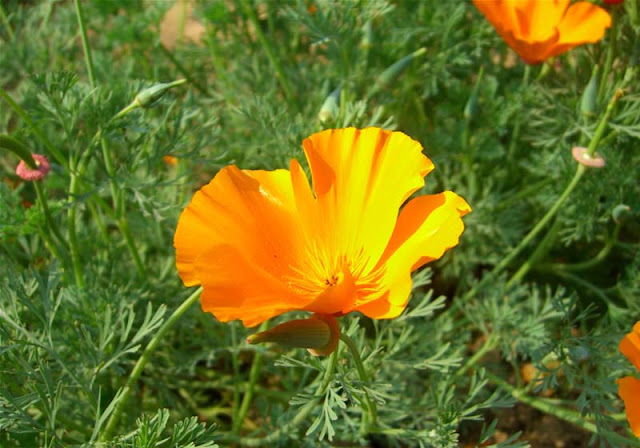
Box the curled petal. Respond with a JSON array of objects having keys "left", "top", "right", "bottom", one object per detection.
[{"left": 354, "top": 191, "right": 471, "bottom": 319}]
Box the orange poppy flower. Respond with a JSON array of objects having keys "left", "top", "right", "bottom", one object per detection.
[
  {"left": 174, "top": 127, "right": 470, "bottom": 327},
  {"left": 473, "top": 0, "right": 612, "bottom": 64},
  {"left": 619, "top": 321, "right": 640, "bottom": 436}
]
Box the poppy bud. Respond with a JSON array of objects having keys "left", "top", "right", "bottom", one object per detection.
[
  {"left": 133, "top": 79, "right": 186, "bottom": 109},
  {"left": 247, "top": 314, "right": 340, "bottom": 356},
  {"left": 375, "top": 47, "right": 426, "bottom": 90},
  {"left": 464, "top": 66, "right": 485, "bottom": 121},
  {"left": 612, "top": 204, "right": 631, "bottom": 224},
  {"left": 581, "top": 66, "right": 599, "bottom": 118},
  {"left": 360, "top": 20, "right": 373, "bottom": 49},
  {"left": 318, "top": 87, "right": 341, "bottom": 123}
]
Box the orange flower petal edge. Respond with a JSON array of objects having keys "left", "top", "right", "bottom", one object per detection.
[
  {"left": 472, "top": 0, "right": 612, "bottom": 64},
  {"left": 174, "top": 127, "right": 470, "bottom": 327},
  {"left": 619, "top": 321, "right": 640, "bottom": 436}
]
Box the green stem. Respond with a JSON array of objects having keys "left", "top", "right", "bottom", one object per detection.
[
  {"left": 450, "top": 89, "right": 621, "bottom": 312},
  {"left": 158, "top": 43, "right": 210, "bottom": 96},
  {"left": 67, "top": 175, "right": 85, "bottom": 290},
  {"left": 507, "top": 65, "right": 531, "bottom": 159},
  {"left": 0, "top": 3, "right": 15, "bottom": 41},
  {"left": 339, "top": 333, "right": 377, "bottom": 431},
  {"left": 0, "top": 88, "right": 67, "bottom": 166},
  {"left": 99, "top": 286, "right": 203, "bottom": 442},
  {"left": 223, "top": 348, "right": 339, "bottom": 446},
  {"left": 233, "top": 322, "right": 267, "bottom": 434},
  {"left": 230, "top": 324, "right": 241, "bottom": 430},
  {"left": 494, "top": 178, "right": 554, "bottom": 212},
  {"left": 507, "top": 217, "right": 561, "bottom": 286},
  {"left": 118, "top": 217, "right": 146, "bottom": 279},
  {"left": 34, "top": 181, "right": 69, "bottom": 252},
  {"left": 484, "top": 369, "right": 640, "bottom": 446},
  {"left": 74, "top": 0, "right": 96, "bottom": 86},
  {"left": 598, "top": 11, "right": 617, "bottom": 104},
  {"left": 543, "top": 223, "right": 621, "bottom": 273},
  {"left": 239, "top": 0, "right": 296, "bottom": 109},
  {"left": 451, "top": 333, "right": 498, "bottom": 381}
]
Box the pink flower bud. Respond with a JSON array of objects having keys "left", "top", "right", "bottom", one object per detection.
[{"left": 15, "top": 154, "right": 51, "bottom": 181}]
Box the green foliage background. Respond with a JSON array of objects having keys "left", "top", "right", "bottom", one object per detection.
[{"left": 0, "top": 0, "right": 639, "bottom": 447}]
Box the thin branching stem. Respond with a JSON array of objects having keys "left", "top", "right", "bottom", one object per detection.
[
  {"left": 339, "top": 333, "right": 377, "bottom": 432},
  {"left": 99, "top": 286, "right": 203, "bottom": 442}
]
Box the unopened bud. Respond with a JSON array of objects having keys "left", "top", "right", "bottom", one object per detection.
[
  {"left": 318, "top": 87, "right": 340, "bottom": 123},
  {"left": 612, "top": 204, "right": 632, "bottom": 224},
  {"left": 464, "top": 66, "right": 485, "bottom": 121},
  {"left": 580, "top": 65, "right": 599, "bottom": 118},
  {"left": 133, "top": 79, "right": 187, "bottom": 109},
  {"left": 572, "top": 146, "right": 605, "bottom": 168},
  {"left": 360, "top": 20, "right": 373, "bottom": 49},
  {"left": 247, "top": 314, "right": 339, "bottom": 356},
  {"left": 375, "top": 47, "right": 426, "bottom": 90}
]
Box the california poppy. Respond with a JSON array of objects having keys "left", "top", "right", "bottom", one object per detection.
[
  {"left": 174, "top": 127, "right": 470, "bottom": 327},
  {"left": 618, "top": 321, "right": 640, "bottom": 436},
  {"left": 473, "top": 0, "right": 612, "bottom": 64}
]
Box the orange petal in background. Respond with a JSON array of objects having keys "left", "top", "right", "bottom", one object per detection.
[{"left": 618, "top": 376, "right": 640, "bottom": 437}]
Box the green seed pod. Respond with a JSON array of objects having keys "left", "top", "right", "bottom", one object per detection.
[
  {"left": 375, "top": 47, "right": 427, "bottom": 89},
  {"left": 580, "top": 65, "right": 599, "bottom": 118},
  {"left": 318, "top": 87, "right": 341, "bottom": 123},
  {"left": 133, "top": 79, "right": 187, "bottom": 109},
  {"left": 464, "top": 66, "right": 485, "bottom": 122}
]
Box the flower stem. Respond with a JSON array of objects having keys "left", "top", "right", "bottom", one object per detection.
[
  {"left": 484, "top": 369, "right": 640, "bottom": 446},
  {"left": 0, "top": 87, "right": 66, "bottom": 166},
  {"left": 451, "top": 333, "right": 498, "bottom": 381},
  {"left": 0, "top": 3, "right": 15, "bottom": 41},
  {"left": 239, "top": 0, "right": 296, "bottom": 110},
  {"left": 339, "top": 333, "right": 377, "bottom": 431},
  {"left": 450, "top": 88, "right": 622, "bottom": 310},
  {"left": 33, "top": 181, "right": 69, "bottom": 253},
  {"left": 227, "top": 348, "right": 339, "bottom": 446},
  {"left": 99, "top": 286, "right": 203, "bottom": 442},
  {"left": 233, "top": 322, "right": 267, "bottom": 434},
  {"left": 73, "top": 2, "right": 148, "bottom": 281},
  {"left": 74, "top": 0, "right": 96, "bottom": 86},
  {"left": 507, "top": 65, "right": 531, "bottom": 160}
]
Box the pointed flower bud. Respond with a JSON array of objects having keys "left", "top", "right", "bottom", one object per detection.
[
  {"left": 572, "top": 146, "right": 605, "bottom": 168},
  {"left": 581, "top": 65, "right": 599, "bottom": 118},
  {"left": 464, "top": 66, "right": 485, "bottom": 121},
  {"left": 133, "top": 79, "right": 187, "bottom": 109},
  {"left": 318, "top": 87, "right": 340, "bottom": 123},
  {"left": 612, "top": 204, "right": 632, "bottom": 224},
  {"left": 247, "top": 314, "right": 339, "bottom": 356},
  {"left": 375, "top": 47, "right": 426, "bottom": 90}
]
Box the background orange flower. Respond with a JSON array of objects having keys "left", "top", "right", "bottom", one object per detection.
[
  {"left": 473, "top": 0, "right": 612, "bottom": 64},
  {"left": 619, "top": 321, "right": 640, "bottom": 436},
  {"left": 174, "top": 128, "right": 470, "bottom": 326}
]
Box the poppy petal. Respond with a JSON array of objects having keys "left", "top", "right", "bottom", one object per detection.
[
  {"left": 620, "top": 321, "right": 640, "bottom": 372},
  {"left": 301, "top": 127, "right": 434, "bottom": 270},
  {"left": 353, "top": 191, "right": 471, "bottom": 319},
  {"left": 174, "top": 165, "right": 305, "bottom": 292},
  {"left": 618, "top": 376, "right": 640, "bottom": 437}
]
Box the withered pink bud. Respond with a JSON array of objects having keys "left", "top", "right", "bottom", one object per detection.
[
  {"left": 16, "top": 154, "right": 51, "bottom": 181},
  {"left": 572, "top": 146, "right": 605, "bottom": 168}
]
